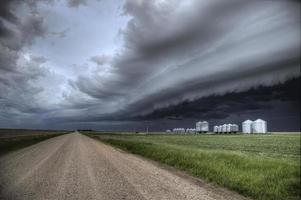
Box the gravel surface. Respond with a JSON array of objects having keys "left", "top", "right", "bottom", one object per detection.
[{"left": 0, "top": 133, "right": 247, "bottom": 200}]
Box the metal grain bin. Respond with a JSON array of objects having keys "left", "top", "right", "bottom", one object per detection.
[
  {"left": 200, "top": 121, "right": 209, "bottom": 133},
  {"left": 226, "top": 124, "right": 231, "bottom": 133},
  {"left": 232, "top": 124, "right": 239, "bottom": 133},
  {"left": 252, "top": 119, "right": 267, "bottom": 133},
  {"left": 196, "top": 121, "right": 202, "bottom": 133},
  {"left": 213, "top": 126, "right": 219, "bottom": 133},
  {"left": 218, "top": 125, "right": 222, "bottom": 133},
  {"left": 242, "top": 120, "right": 253, "bottom": 134},
  {"left": 222, "top": 124, "right": 227, "bottom": 133}
]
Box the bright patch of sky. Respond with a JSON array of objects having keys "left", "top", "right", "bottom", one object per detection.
[{"left": 26, "top": 0, "right": 129, "bottom": 79}]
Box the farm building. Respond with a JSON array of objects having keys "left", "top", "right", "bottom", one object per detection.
[
  {"left": 242, "top": 120, "right": 253, "bottom": 134},
  {"left": 252, "top": 119, "right": 267, "bottom": 133},
  {"left": 226, "top": 124, "right": 231, "bottom": 133},
  {"left": 222, "top": 124, "right": 227, "bottom": 133},
  {"left": 231, "top": 124, "right": 239, "bottom": 133},
  {"left": 213, "top": 126, "right": 219, "bottom": 133},
  {"left": 242, "top": 119, "right": 267, "bottom": 134},
  {"left": 172, "top": 128, "right": 179, "bottom": 133},
  {"left": 173, "top": 128, "right": 185, "bottom": 133},
  {"left": 214, "top": 124, "right": 239, "bottom": 134},
  {"left": 196, "top": 121, "right": 209, "bottom": 133},
  {"left": 195, "top": 121, "right": 202, "bottom": 132},
  {"left": 186, "top": 128, "right": 196, "bottom": 133},
  {"left": 218, "top": 125, "right": 222, "bottom": 133}
]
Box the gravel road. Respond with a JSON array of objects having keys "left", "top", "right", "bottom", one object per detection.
[{"left": 0, "top": 133, "right": 246, "bottom": 200}]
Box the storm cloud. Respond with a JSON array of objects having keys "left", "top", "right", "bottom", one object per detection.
[
  {"left": 0, "top": 0, "right": 300, "bottom": 130},
  {"left": 0, "top": 1, "right": 47, "bottom": 119}
]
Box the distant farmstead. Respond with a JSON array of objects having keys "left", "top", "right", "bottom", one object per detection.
[{"left": 169, "top": 118, "right": 267, "bottom": 134}]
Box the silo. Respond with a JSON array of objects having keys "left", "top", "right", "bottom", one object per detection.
[
  {"left": 196, "top": 121, "right": 202, "bottom": 133},
  {"left": 201, "top": 121, "right": 209, "bottom": 133},
  {"left": 252, "top": 119, "right": 267, "bottom": 134},
  {"left": 222, "top": 124, "right": 227, "bottom": 133},
  {"left": 232, "top": 124, "right": 239, "bottom": 133},
  {"left": 226, "top": 124, "right": 231, "bottom": 133},
  {"left": 218, "top": 125, "right": 222, "bottom": 133},
  {"left": 229, "top": 124, "right": 234, "bottom": 133},
  {"left": 213, "top": 126, "right": 219, "bottom": 133},
  {"left": 187, "top": 128, "right": 196, "bottom": 134},
  {"left": 242, "top": 120, "right": 253, "bottom": 134}
]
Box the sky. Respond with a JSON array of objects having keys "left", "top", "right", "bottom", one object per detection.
[{"left": 0, "top": 0, "right": 300, "bottom": 131}]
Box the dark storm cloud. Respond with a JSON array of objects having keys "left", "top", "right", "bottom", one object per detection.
[
  {"left": 0, "top": 0, "right": 50, "bottom": 124},
  {"left": 122, "top": 0, "right": 249, "bottom": 56},
  {"left": 68, "top": 0, "right": 300, "bottom": 124},
  {"left": 135, "top": 77, "right": 300, "bottom": 121},
  {"left": 120, "top": 56, "right": 300, "bottom": 116},
  {"left": 0, "top": 0, "right": 18, "bottom": 23},
  {"left": 63, "top": 77, "right": 300, "bottom": 124},
  {"left": 0, "top": 0, "right": 108, "bottom": 128}
]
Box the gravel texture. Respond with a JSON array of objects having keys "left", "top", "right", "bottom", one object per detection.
[{"left": 0, "top": 133, "right": 247, "bottom": 200}]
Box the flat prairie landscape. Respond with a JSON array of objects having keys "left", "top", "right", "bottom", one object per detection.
[
  {"left": 0, "top": 129, "right": 67, "bottom": 156},
  {"left": 88, "top": 133, "right": 301, "bottom": 200},
  {"left": 0, "top": 131, "right": 300, "bottom": 200}
]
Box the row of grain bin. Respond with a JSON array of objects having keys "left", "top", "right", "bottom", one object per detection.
[
  {"left": 172, "top": 128, "right": 185, "bottom": 133},
  {"left": 172, "top": 128, "right": 196, "bottom": 133},
  {"left": 170, "top": 119, "right": 267, "bottom": 134},
  {"left": 186, "top": 128, "right": 196, "bottom": 133},
  {"left": 242, "top": 119, "right": 267, "bottom": 134},
  {"left": 213, "top": 124, "right": 239, "bottom": 133}
]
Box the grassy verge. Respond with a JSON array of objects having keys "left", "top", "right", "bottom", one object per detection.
[
  {"left": 88, "top": 133, "right": 301, "bottom": 200},
  {"left": 0, "top": 133, "right": 66, "bottom": 157}
]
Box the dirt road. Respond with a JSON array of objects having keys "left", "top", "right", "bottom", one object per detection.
[{"left": 0, "top": 133, "right": 246, "bottom": 200}]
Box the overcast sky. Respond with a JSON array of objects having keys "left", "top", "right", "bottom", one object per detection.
[{"left": 0, "top": 0, "right": 300, "bottom": 131}]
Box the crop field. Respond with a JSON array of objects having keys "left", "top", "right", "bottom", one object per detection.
[
  {"left": 88, "top": 133, "right": 301, "bottom": 200},
  {"left": 0, "top": 129, "right": 68, "bottom": 156}
]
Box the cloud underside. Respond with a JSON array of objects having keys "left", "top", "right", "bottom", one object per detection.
[
  {"left": 60, "top": 77, "right": 300, "bottom": 123},
  {"left": 0, "top": 0, "right": 300, "bottom": 129},
  {"left": 67, "top": 0, "right": 300, "bottom": 122}
]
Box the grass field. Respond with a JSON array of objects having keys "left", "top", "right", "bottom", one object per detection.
[
  {"left": 0, "top": 131, "right": 67, "bottom": 157},
  {"left": 88, "top": 133, "right": 301, "bottom": 200}
]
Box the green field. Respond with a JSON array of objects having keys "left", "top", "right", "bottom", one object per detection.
[
  {"left": 88, "top": 133, "right": 301, "bottom": 200},
  {"left": 0, "top": 132, "right": 66, "bottom": 157}
]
